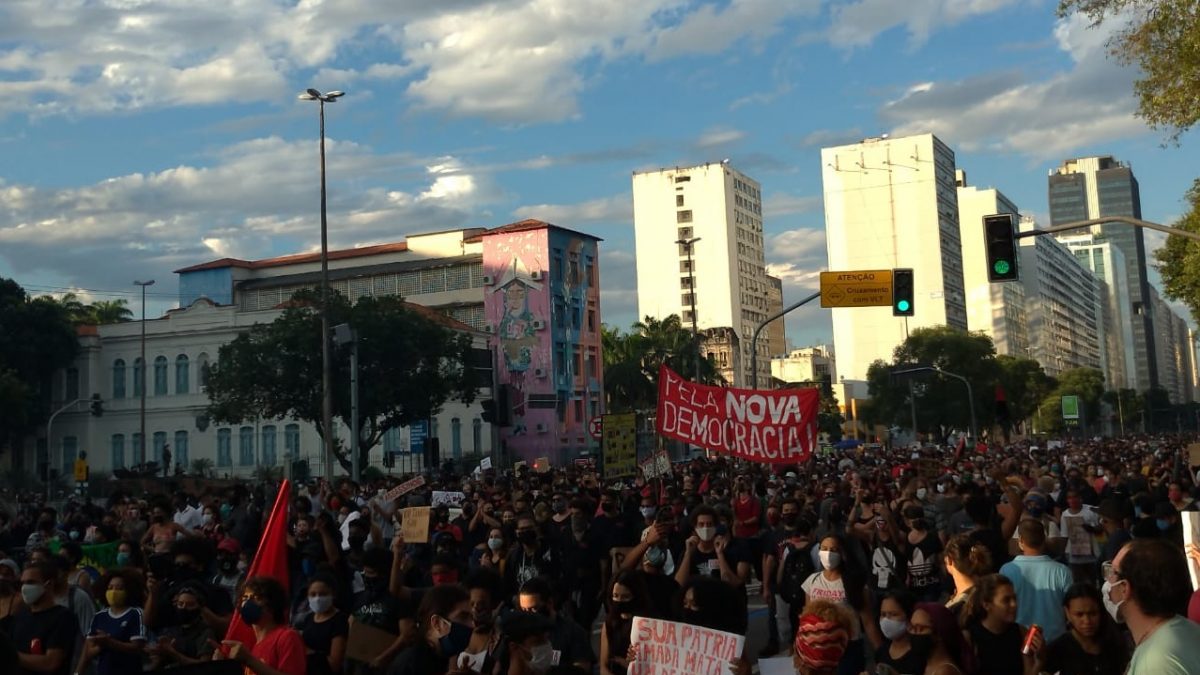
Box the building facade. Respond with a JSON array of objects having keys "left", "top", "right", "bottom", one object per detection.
[
  {"left": 770, "top": 346, "right": 835, "bottom": 387},
  {"left": 766, "top": 274, "right": 786, "bottom": 359},
  {"left": 25, "top": 221, "right": 603, "bottom": 479},
  {"left": 1058, "top": 234, "right": 1136, "bottom": 390},
  {"left": 632, "top": 161, "right": 770, "bottom": 387},
  {"left": 1148, "top": 286, "right": 1196, "bottom": 404},
  {"left": 956, "top": 175, "right": 1030, "bottom": 357},
  {"left": 821, "top": 133, "right": 968, "bottom": 382},
  {"left": 1048, "top": 156, "right": 1157, "bottom": 388},
  {"left": 1017, "top": 219, "right": 1104, "bottom": 377}
]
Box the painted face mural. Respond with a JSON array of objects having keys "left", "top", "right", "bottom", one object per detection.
[{"left": 499, "top": 281, "right": 537, "bottom": 372}]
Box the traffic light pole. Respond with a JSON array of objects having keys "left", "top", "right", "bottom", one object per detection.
[
  {"left": 1015, "top": 216, "right": 1200, "bottom": 243},
  {"left": 45, "top": 397, "right": 83, "bottom": 502},
  {"left": 892, "top": 366, "right": 976, "bottom": 445},
  {"left": 750, "top": 290, "right": 821, "bottom": 389}
]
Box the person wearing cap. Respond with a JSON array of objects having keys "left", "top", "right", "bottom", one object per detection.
[
  {"left": 792, "top": 600, "right": 852, "bottom": 675},
  {"left": 212, "top": 537, "right": 244, "bottom": 606}
]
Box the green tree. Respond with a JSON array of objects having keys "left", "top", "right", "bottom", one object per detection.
[
  {"left": 818, "top": 389, "right": 845, "bottom": 442},
  {"left": 866, "top": 327, "right": 1000, "bottom": 438},
  {"left": 87, "top": 300, "right": 134, "bottom": 324},
  {"left": 1102, "top": 388, "right": 1144, "bottom": 434},
  {"left": 1035, "top": 368, "right": 1106, "bottom": 433},
  {"left": 996, "top": 355, "right": 1057, "bottom": 438},
  {"left": 190, "top": 457, "right": 215, "bottom": 478},
  {"left": 205, "top": 290, "right": 477, "bottom": 473},
  {"left": 0, "top": 278, "right": 80, "bottom": 456},
  {"left": 1154, "top": 180, "right": 1200, "bottom": 322},
  {"left": 601, "top": 315, "right": 721, "bottom": 413},
  {"left": 1059, "top": 0, "right": 1200, "bottom": 143}
]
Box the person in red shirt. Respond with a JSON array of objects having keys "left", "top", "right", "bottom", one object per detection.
[
  {"left": 733, "top": 483, "right": 761, "bottom": 539},
  {"left": 220, "top": 576, "right": 307, "bottom": 675}
]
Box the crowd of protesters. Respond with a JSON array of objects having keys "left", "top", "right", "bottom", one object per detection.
[{"left": 1, "top": 434, "right": 1200, "bottom": 675}]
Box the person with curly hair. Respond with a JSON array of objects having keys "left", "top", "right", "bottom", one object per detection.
[{"left": 73, "top": 568, "right": 147, "bottom": 675}]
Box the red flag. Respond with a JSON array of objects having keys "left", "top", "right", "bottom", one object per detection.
[
  {"left": 698, "top": 474, "right": 710, "bottom": 495},
  {"left": 224, "top": 480, "right": 291, "bottom": 647}
]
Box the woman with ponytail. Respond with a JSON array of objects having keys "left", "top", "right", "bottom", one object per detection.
[
  {"left": 943, "top": 534, "right": 993, "bottom": 620},
  {"left": 387, "top": 584, "right": 474, "bottom": 675}
]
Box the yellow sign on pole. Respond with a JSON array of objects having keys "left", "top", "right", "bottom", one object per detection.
[
  {"left": 602, "top": 413, "right": 638, "bottom": 479},
  {"left": 73, "top": 458, "right": 89, "bottom": 483},
  {"left": 820, "top": 270, "right": 894, "bottom": 308}
]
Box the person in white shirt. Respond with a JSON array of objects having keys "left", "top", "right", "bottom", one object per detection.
[
  {"left": 172, "top": 494, "right": 202, "bottom": 533},
  {"left": 1060, "top": 488, "right": 1100, "bottom": 586}
]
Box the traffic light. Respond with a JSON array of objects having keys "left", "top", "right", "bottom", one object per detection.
[
  {"left": 892, "top": 268, "right": 914, "bottom": 317},
  {"left": 89, "top": 393, "right": 104, "bottom": 417},
  {"left": 983, "top": 213, "right": 1020, "bottom": 282},
  {"left": 494, "top": 384, "right": 511, "bottom": 427},
  {"left": 481, "top": 399, "right": 497, "bottom": 424}
]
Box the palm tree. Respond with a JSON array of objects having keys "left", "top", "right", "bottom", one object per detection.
[
  {"left": 602, "top": 315, "right": 723, "bottom": 413},
  {"left": 190, "top": 458, "right": 215, "bottom": 478},
  {"left": 88, "top": 299, "right": 134, "bottom": 324},
  {"left": 41, "top": 292, "right": 90, "bottom": 324}
]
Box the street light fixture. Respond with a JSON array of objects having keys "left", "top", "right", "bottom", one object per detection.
[
  {"left": 134, "top": 280, "right": 155, "bottom": 468},
  {"left": 675, "top": 237, "right": 701, "bottom": 380},
  {"left": 298, "top": 87, "right": 344, "bottom": 479}
]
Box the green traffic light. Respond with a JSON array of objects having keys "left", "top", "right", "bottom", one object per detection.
[
  {"left": 896, "top": 300, "right": 910, "bottom": 312},
  {"left": 993, "top": 259, "right": 1011, "bottom": 275}
]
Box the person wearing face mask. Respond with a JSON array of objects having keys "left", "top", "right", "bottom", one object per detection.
[
  {"left": 473, "top": 528, "right": 508, "bottom": 572},
  {"left": 24, "top": 509, "right": 67, "bottom": 554},
  {"left": 11, "top": 561, "right": 78, "bottom": 675},
  {"left": 57, "top": 541, "right": 95, "bottom": 600},
  {"left": 146, "top": 586, "right": 213, "bottom": 668},
  {"left": 353, "top": 548, "right": 410, "bottom": 671},
  {"left": 1059, "top": 488, "right": 1100, "bottom": 585},
  {"left": 298, "top": 576, "right": 348, "bottom": 675},
  {"left": 1151, "top": 502, "right": 1182, "bottom": 541},
  {"left": 901, "top": 505, "right": 942, "bottom": 602},
  {"left": 212, "top": 537, "right": 245, "bottom": 606},
  {"left": 761, "top": 499, "right": 811, "bottom": 656},
  {"left": 144, "top": 540, "right": 232, "bottom": 634},
  {"left": 498, "top": 612, "right": 556, "bottom": 675},
  {"left": 517, "top": 577, "right": 594, "bottom": 672},
  {"left": 218, "top": 576, "right": 308, "bottom": 675},
  {"left": 1166, "top": 482, "right": 1195, "bottom": 512},
  {"left": 599, "top": 572, "right": 649, "bottom": 675},
  {"left": 457, "top": 569, "right": 503, "bottom": 674},
  {"left": 387, "top": 584, "right": 474, "bottom": 675},
  {"left": 72, "top": 569, "right": 147, "bottom": 675},
  {"left": 675, "top": 506, "right": 750, "bottom": 587},
  {"left": 874, "top": 590, "right": 931, "bottom": 675},
  {"left": 800, "top": 534, "right": 879, "bottom": 675},
  {"left": 1102, "top": 539, "right": 1200, "bottom": 674},
  {"left": 503, "top": 516, "right": 558, "bottom": 602}
]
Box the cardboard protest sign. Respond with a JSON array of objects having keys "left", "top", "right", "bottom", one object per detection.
[
  {"left": 384, "top": 476, "right": 426, "bottom": 503},
  {"left": 534, "top": 457, "right": 551, "bottom": 473},
  {"left": 1063, "top": 512, "right": 1094, "bottom": 559},
  {"left": 603, "top": 412, "right": 638, "bottom": 479},
  {"left": 431, "top": 491, "right": 466, "bottom": 508},
  {"left": 1189, "top": 443, "right": 1200, "bottom": 467},
  {"left": 1184, "top": 511, "right": 1200, "bottom": 590},
  {"left": 347, "top": 620, "right": 398, "bottom": 663},
  {"left": 654, "top": 451, "right": 671, "bottom": 477},
  {"left": 400, "top": 507, "right": 431, "bottom": 544},
  {"left": 656, "top": 365, "right": 818, "bottom": 464},
  {"left": 629, "top": 616, "right": 744, "bottom": 675},
  {"left": 917, "top": 459, "right": 940, "bottom": 481},
  {"left": 480, "top": 456, "right": 493, "bottom": 470}
]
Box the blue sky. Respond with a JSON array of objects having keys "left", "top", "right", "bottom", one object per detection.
[{"left": 1, "top": 0, "right": 1196, "bottom": 348}]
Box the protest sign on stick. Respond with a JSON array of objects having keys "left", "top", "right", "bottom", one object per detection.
[
  {"left": 384, "top": 476, "right": 425, "bottom": 503},
  {"left": 629, "top": 616, "right": 744, "bottom": 675},
  {"left": 400, "top": 507, "right": 431, "bottom": 544}
]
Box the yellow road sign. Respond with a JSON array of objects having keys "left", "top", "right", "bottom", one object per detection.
[{"left": 820, "top": 269, "right": 894, "bottom": 308}]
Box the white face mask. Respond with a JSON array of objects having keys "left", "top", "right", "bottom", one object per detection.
[
  {"left": 308, "top": 594, "right": 333, "bottom": 614},
  {"left": 1101, "top": 579, "right": 1125, "bottom": 623},
  {"left": 458, "top": 650, "right": 487, "bottom": 673},
  {"left": 528, "top": 643, "right": 554, "bottom": 673},
  {"left": 819, "top": 550, "right": 841, "bottom": 570},
  {"left": 21, "top": 583, "right": 45, "bottom": 605},
  {"left": 916, "top": 488, "right": 928, "bottom": 500},
  {"left": 936, "top": 484, "right": 946, "bottom": 494},
  {"left": 879, "top": 617, "right": 908, "bottom": 640},
  {"left": 695, "top": 526, "right": 716, "bottom": 542},
  {"left": 201, "top": 513, "right": 213, "bottom": 526}
]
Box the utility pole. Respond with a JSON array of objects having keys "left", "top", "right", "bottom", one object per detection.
[
  {"left": 134, "top": 280, "right": 155, "bottom": 466},
  {"left": 675, "top": 237, "right": 702, "bottom": 381}
]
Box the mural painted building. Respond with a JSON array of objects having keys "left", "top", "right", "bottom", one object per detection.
[{"left": 482, "top": 221, "right": 604, "bottom": 465}]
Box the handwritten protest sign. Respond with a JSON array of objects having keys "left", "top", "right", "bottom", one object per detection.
[
  {"left": 384, "top": 476, "right": 426, "bottom": 503},
  {"left": 603, "top": 413, "right": 638, "bottom": 479},
  {"left": 1185, "top": 512, "right": 1200, "bottom": 590},
  {"left": 400, "top": 507, "right": 431, "bottom": 544},
  {"left": 480, "top": 457, "right": 493, "bottom": 470},
  {"left": 431, "top": 491, "right": 466, "bottom": 508},
  {"left": 1189, "top": 444, "right": 1200, "bottom": 467},
  {"left": 629, "top": 616, "right": 744, "bottom": 675}
]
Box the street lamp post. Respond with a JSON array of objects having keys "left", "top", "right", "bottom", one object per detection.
[
  {"left": 134, "top": 280, "right": 155, "bottom": 467},
  {"left": 750, "top": 290, "right": 821, "bottom": 389},
  {"left": 891, "top": 365, "right": 977, "bottom": 445},
  {"left": 675, "top": 237, "right": 702, "bottom": 380},
  {"left": 333, "top": 324, "right": 360, "bottom": 482},
  {"left": 299, "top": 88, "right": 345, "bottom": 479}
]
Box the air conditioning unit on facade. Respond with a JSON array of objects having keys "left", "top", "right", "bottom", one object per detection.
[
  {"left": 482, "top": 275, "right": 495, "bottom": 285},
  {"left": 534, "top": 367, "right": 548, "bottom": 378},
  {"left": 531, "top": 270, "right": 543, "bottom": 280},
  {"left": 484, "top": 325, "right": 495, "bottom": 334},
  {"left": 535, "top": 423, "right": 549, "bottom": 433},
  {"left": 532, "top": 319, "right": 546, "bottom": 330}
]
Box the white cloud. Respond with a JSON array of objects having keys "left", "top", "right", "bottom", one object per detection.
[
  {"left": 880, "top": 15, "right": 1147, "bottom": 158},
  {"left": 512, "top": 194, "right": 632, "bottom": 225},
  {"left": 798, "top": 127, "right": 864, "bottom": 148},
  {"left": 644, "top": 0, "right": 820, "bottom": 61},
  {"left": 829, "top": 0, "right": 1024, "bottom": 48},
  {"left": 764, "top": 193, "right": 821, "bottom": 218},
  {"left": 695, "top": 126, "right": 747, "bottom": 149},
  {"left": 598, "top": 248, "right": 639, "bottom": 329}
]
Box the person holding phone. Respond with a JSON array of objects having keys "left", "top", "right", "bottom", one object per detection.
[{"left": 73, "top": 569, "right": 147, "bottom": 675}]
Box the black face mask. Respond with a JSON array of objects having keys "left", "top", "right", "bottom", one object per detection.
[
  {"left": 363, "top": 576, "right": 384, "bottom": 592},
  {"left": 218, "top": 557, "right": 237, "bottom": 573},
  {"left": 611, "top": 600, "right": 634, "bottom": 616},
  {"left": 518, "top": 530, "right": 538, "bottom": 546},
  {"left": 348, "top": 535, "right": 366, "bottom": 550},
  {"left": 781, "top": 514, "right": 798, "bottom": 527},
  {"left": 173, "top": 563, "right": 198, "bottom": 582},
  {"left": 601, "top": 502, "right": 616, "bottom": 513},
  {"left": 175, "top": 607, "right": 201, "bottom": 625}
]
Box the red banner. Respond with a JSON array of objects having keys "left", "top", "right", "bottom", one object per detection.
[
  {"left": 224, "top": 480, "right": 291, "bottom": 647},
  {"left": 655, "top": 365, "right": 819, "bottom": 464}
]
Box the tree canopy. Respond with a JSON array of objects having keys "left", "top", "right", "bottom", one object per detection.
[
  {"left": 602, "top": 315, "right": 723, "bottom": 413},
  {"left": 205, "top": 290, "right": 478, "bottom": 472}
]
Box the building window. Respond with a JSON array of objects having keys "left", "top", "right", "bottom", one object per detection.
[
  {"left": 451, "top": 418, "right": 462, "bottom": 458},
  {"left": 552, "top": 254, "right": 563, "bottom": 282},
  {"left": 556, "top": 396, "right": 567, "bottom": 424},
  {"left": 261, "top": 426, "right": 276, "bottom": 466},
  {"left": 132, "top": 433, "right": 144, "bottom": 465},
  {"left": 174, "top": 431, "right": 189, "bottom": 470},
  {"left": 111, "top": 434, "right": 125, "bottom": 470},
  {"left": 62, "top": 436, "right": 77, "bottom": 475},
  {"left": 683, "top": 310, "right": 695, "bottom": 323},
  {"left": 154, "top": 356, "right": 168, "bottom": 396},
  {"left": 678, "top": 227, "right": 693, "bottom": 240},
  {"left": 677, "top": 210, "right": 693, "bottom": 223},
  {"left": 175, "top": 355, "right": 189, "bottom": 394},
  {"left": 680, "top": 277, "right": 693, "bottom": 289},
  {"left": 285, "top": 424, "right": 300, "bottom": 458},
  {"left": 573, "top": 345, "right": 582, "bottom": 378},
  {"left": 383, "top": 427, "right": 400, "bottom": 455},
  {"left": 682, "top": 293, "right": 695, "bottom": 306},
  {"left": 585, "top": 261, "right": 595, "bottom": 286},
  {"left": 65, "top": 368, "right": 79, "bottom": 401},
  {"left": 132, "top": 358, "right": 144, "bottom": 397},
  {"left": 573, "top": 393, "right": 584, "bottom": 423},
  {"left": 472, "top": 418, "right": 482, "bottom": 453},
  {"left": 586, "top": 348, "right": 598, "bottom": 378},
  {"left": 239, "top": 426, "right": 254, "bottom": 466},
  {"left": 217, "top": 429, "right": 232, "bottom": 467},
  {"left": 676, "top": 195, "right": 684, "bottom": 207},
  {"left": 112, "top": 360, "right": 126, "bottom": 399},
  {"left": 197, "top": 353, "right": 210, "bottom": 391},
  {"left": 568, "top": 254, "right": 580, "bottom": 285},
  {"left": 587, "top": 309, "right": 596, "bottom": 332},
  {"left": 572, "top": 304, "right": 581, "bottom": 329},
  {"left": 679, "top": 260, "right": 693, "bottom": 273},
  {"left": 153, "top": 431, "right": 167, "bottom": 466},
  {"left": 674, "top": 176, "right": 691, "bottom": 183}
]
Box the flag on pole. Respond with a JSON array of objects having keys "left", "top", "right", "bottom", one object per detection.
[{"left": 224, "top": 480, "right": 291, "bottom": 647}]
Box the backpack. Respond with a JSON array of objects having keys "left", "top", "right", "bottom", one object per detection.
[{"left": 777, "top": 541, "right": 815, "bottom": 606}]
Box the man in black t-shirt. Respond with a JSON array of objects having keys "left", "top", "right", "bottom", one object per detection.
[{"left": 13, "top": 561, "right": 78, "bottom": 675}]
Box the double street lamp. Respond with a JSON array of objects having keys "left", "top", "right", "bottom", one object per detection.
[
  {"left": 298, "top": 88, "right": 344, "bottom": 479},
  {"left": 134, "top": 279, "right": 155, "bottom": 467}
]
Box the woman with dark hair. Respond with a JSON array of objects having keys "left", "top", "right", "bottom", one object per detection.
[
  {"left": 298, "top": 575, "right": 348, "bottom": 675},
  {"left": 875, "top": 589, "right": 930, "bottom": 674},
  {"left": 1041, "top": 582, "right": 1130, "bottom": 675},
  {"left": 910, "top": 603, "right": 965, "bottom": 675},
  {"left": 677, "top": 576, "right": 749, "bottom": 636},
  {"left": 387, "top": 584, "right": 474, "bottom": 675},
  {"left": 799, "top": 533, "right": 879, "bottom": 675},
  {"left": 73, "top": 568, "right": 147, "bottom": 675},
  {"left": 115, "top": 539, "right": 146, "bottom": 570},
  {"left": 943, "top": 534, "right": 993, "bottom": 619},
  {"left": 220, "top": 576, "right": 308, "bottom": 675},
  {"left": 962, "top": 574, "right": 1044, "bottom": 675},
  {"left": 600, "top": 571, "right": 650, "bottom": 675}
]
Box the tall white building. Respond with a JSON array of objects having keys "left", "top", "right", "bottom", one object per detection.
[
  {"left": 1017, "top": 219, "right": 1103, "bottom": 377},
  {"left": 956, "top": 173, "right": 1030, "bottom": 357},
  {"left": 1149, "top": 286, "right": 1196, "bottom": 403},
  {"left": 821, "top": 133, "right": 968, "bottom": 382},
  {"left": 770, "top": 345, "right": 836, "bottom": 386},
  {"left": 1058, "top": 234, "right": 1136, "bottom": 390},
  {"left": 633, "top": 162, "right": 770, "bottom": 386}
]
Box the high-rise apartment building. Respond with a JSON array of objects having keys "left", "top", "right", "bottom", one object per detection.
[
  {"left": 956, "top": 173, "right": 1030, "bottom": 357},
  {"left": 633, "top": 162, "right": 770, "bottom": 386},
  {"left": 1149, "top": 286, "right": 1196, "bottom": 404},
  {"left": 1017, "top": 219, "right": 1103, "bottom": 376},
  {"left": 1048, "top": 156, "right": 1157, "bottom": 388},
  {"left": 821, "top": 133, "right": 968, "bottom": 382},
  {"left": 1059, "top": 234, "right": 1136, "bottom": 390},
  {"left": 766, "top": 274, "right": 786, "bottom": 358}
]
